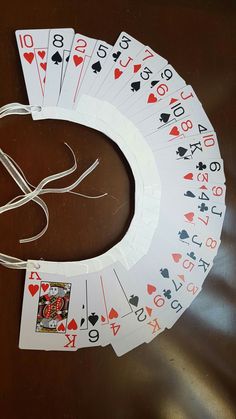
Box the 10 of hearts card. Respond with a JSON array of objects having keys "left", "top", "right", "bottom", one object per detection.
[{"left": 13, "top": 28, "right": 226, "bottom": 356}]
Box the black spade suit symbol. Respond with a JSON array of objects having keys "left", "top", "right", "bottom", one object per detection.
[
  {"left": 178, "top": 229, "right": 190, "bottom": 240},
  {"left": 51, "top": 51, "right": 62, "bottom": 65},
  {"left": 88, "top": 312, "right": 99, "bottom": 326},
  {"left": 160, "top": 268, "right": 169, "bottom": 278},
  {"left": 176, "top": 147, "right": 188, "bottom": 157},
  {"left": 131, "top": 81, "right": 141, "bottom": 92},
  {"left": 184, "top": 191, "right": 195, "bottom": 198},
  {"left": 92, "top": 61, "right": 102, "bottom": 73},
  {"left": 129, "top": 295, "right": 139, "bottom": 307},
  {"left": 160, "top": 113, "right": 171, "bottom": 123},
  {"left": 151, "top": 80, "right": 159, "bottom": 87}
]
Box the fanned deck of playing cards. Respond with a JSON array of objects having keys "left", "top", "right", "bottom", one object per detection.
[{"left": 15, "top": 28, "right": 226, "bottom": 356}]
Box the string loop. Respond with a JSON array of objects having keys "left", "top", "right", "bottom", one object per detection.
[{"left": 0, "top": 103, "right": 107, "bottom": 269}]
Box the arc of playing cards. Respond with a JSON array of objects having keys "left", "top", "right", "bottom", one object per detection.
[{"left": 5, "top": 28, "right": 225, "bottom": 356}]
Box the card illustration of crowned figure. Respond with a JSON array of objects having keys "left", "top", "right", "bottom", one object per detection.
[{"left": 36, "top": 282, "right": 71, "bottom": 333}]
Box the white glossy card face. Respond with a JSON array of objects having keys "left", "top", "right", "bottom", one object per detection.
[
  {"left": 43, "top": 28, "right": 75, "bottom": 106},
  {"left": 16, "top": 29, "right": 50, "bottom": 105},
  {"left": 13, "top": 28, "right": 226, "bottom": 356}
]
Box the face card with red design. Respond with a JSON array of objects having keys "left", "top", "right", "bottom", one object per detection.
[
  {"left": 101, "top": 46, "right": 167, "bottom": 103},
  {"left": 15, "top": 29, "right": 50, "bottom": 105},
  {"left": 43, "top": 28, "right": 75, "bottom": 106},
  {"left": 19, "top": 265, "right": 86, "bottom": 351},
  {"left": 57, "top": 33, "right": 97, "bottom": 109}
]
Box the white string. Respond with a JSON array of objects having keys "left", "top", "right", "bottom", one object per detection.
[
  {"left": 0, "top": 145, "right": 102, "bottom": 213},
  {"left": 0, "top": 103, "right": 107, "bottom": 269},
  {"left": 5, "top": 152, "right": 107, "bottom": 200},
  {"left": 0, "top": 102, "right": 41, "bottom": 118}
]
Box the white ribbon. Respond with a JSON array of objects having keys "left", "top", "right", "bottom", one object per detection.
[{"left": 0, "top": 103, "right": 107, "bottom": 269}]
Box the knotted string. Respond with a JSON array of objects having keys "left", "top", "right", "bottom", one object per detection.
[{"left": 0, "top": 103, "right": 107, "bottom": 269}]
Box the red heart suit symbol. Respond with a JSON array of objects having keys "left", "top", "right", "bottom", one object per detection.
[
  {"left": 68, "top": 319, "right": 78, "bottom": 330},
  {"left": 147, "top": 284, "right": 156, "bottom": 295},
  {"left": 101, "top": 315, "right": 106, "bottom": 323},
  {"left": 28, "top": 284, "right": 39, "bottom": 297},
  {"left": 40, "top": 62, "right": 47, "bottom": 71},
  {"left": 23, "top": 52, "right": 34, "bottom": 64},
  {"left": 38, "top": 50, "right": 46, "bottom": 60},
  {"left": 184, "top": 172, "right": 193, "bottom": 180},
  {"left": 114, "top": 68, "right": 123, "bottom": 79},
  {"left": 58, "top": 323, "right": 65, "bottom": 332},
  {"left": 73, "top": 55, "right": 83, "bottom": 67},
  {"left": 109, "top": 308, "right": 118, "bottom": 319},
  {"left": 184, "top": 212, "right": 194, "bottom": 222},
  {"left": 148, "top": 93, "right": 157, "bottom": 104},
  {"left": 169, "top": 126, "right": 180, "bottom": 136},
  {"left": 178, "top": 274, "right": 185, "bottom": 281},
  {"left": 172, "top": 253, "right": 182, "bottom": 263},
  {"left": 133, "top": 63, "right": 141, "bottom": 73},
  {"left": 41, "top": 283, "right": 49, "bottom": 292}
]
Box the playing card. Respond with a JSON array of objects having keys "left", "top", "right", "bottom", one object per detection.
[
  {"left": 105, "top": 271, "right": 166, "bottom": 351},
  {"left": 137, "top": 85, "right": 202, "bottom": 134},
  {"left": 117, "top": 64, "right": 186, "bottom": 117},
  {"left": 176, "top": 182, "right": 226, "bottom": 205},
  {"left": 15, "top": 29, "right": 50, "bottom": 105},
  {"left": 110, "top": 251, "right": 202, "bottom": 355},
  {"left": 58, "top": 33, "right": 97, "bottom": 109},
  {"left": 156, "top": 155, "right": 225, "bottom": 186},
  {"left": 100, "top": 264, "right": 136, "bottom": 343},
  {"left": 111, "top": 267, "right": 202, "bottom": 355},
  {"left": 19, "top": 264, "right": 85, "bottom": 351},
  {"left": 101, "top": 46, "right": 167, "bottom": 103},
  {"left": 75, "top": 272, "right": 109, "bottom": 348},
  {"left": 43, "top": 28, "right": 75, "bottom": 106},
  {"left": 75, "top": 40, "right": 112, "bottom": 105},
  {"left": 144, "top": 101, "right": 214, "bottom": 150},
  {"left": 155, "top": 131, "right": 221, "bottom": 157},
  {"left": 15, "top": 28, "right": 226, "bottom": 357},
  {"left": 88, "top": 32, "right": 144, "bottom": 98},
  {"left": 160, "top": 184, "right": 226, "bottom": 237}
]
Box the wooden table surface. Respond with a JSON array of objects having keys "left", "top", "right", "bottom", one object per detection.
[{"left": 0, "top": 1, "right": 235, "bottom": 418}]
